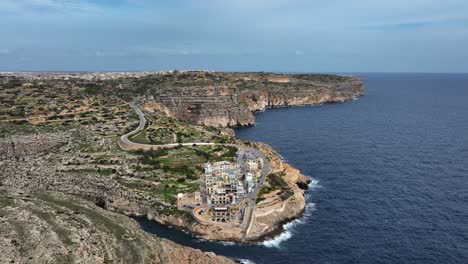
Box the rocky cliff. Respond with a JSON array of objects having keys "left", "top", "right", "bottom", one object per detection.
[
  {"left": 0, "top": 71, "right": 364, "bottom": 262},
  {"left": 107, "top": 72, "right": 364, "bottom": 127}
]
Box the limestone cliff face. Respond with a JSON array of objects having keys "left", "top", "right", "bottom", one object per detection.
[
  {"left": 246, "top": 188, "right": 306, "bottom": 241},
  {"left": 127, "top": 72, "right": 364, "bottom": 127},
  {"left": 0, "top": 71, "right": 364, "bottom": 248}
]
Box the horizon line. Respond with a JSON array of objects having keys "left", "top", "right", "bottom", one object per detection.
[{"left": 1, "top": 70, "right": 468, "bottom": 74}]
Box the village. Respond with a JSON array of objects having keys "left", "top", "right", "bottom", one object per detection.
[{"left": 177, "top": 148, "right": 265, "bottom": 226}]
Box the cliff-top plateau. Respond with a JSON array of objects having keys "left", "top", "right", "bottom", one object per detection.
[{"left": 0, "top": 71, "right": 364, "bottom": 263}]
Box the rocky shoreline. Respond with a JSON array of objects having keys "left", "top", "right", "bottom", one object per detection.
[
  {"left": 137, "top": 169, "right": 310, "bottom": 244},
  {"left": 113, "top": 120, "right": 318, "bottom": 244},
  {"left": 0, "top": 71, "right": 364, "bottom": 262}
]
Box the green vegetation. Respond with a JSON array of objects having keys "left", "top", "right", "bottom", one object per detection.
[
  {"left": 64, "top": 168, "right": 115, "bottom": 176},
  {"left": 133, "top": 145, "right": 237, "bottom": 176},
  {"left": 129, "top": 131, "right": 152, "bottom": 144},
  {"left": 0, "top": 76, "right": 134, "bottom": 138},
  {"left": 256, "top": 170, "right": 293, "bottom": 203},
  {"left": 154, "top": 205, "right": 194, "bottom": 222},
  {"left": 129, "top": 145, "right": 237, "bottom": 204},
  {"left": 256, "top": 186, "right": 272, "bottom": 203},
  {"left": 162, "top": 180, "right": 199, "bottom": 204}
]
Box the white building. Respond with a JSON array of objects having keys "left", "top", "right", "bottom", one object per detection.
[
  {"left": 245, "top": 173, "right": 254, "bottom": 193},
  {"left": 204, "top": 163, "right": 213, "bottom": 174}
]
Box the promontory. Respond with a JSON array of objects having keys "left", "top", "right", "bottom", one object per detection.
[{"left": 0, "top": 71, "right": 364, "bottom": 263}]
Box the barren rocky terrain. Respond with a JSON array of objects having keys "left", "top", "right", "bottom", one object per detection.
[
  {"left": 0, "top": 71, "right": 364, "bottom": 263},
  {"left": 0, "top": 191, "right": 234, "bottom": 264}
]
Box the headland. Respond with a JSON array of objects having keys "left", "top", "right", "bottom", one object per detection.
[{"left": 0, "top": 71, "right": 364, "bottom": 262}]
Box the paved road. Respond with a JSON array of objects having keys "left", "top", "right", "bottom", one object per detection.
[
  {"left": 119, "top": 102, "right": 272, "bottom": 232},
  {"left": 120, "top": 102, "right": 215, "bottom": 149},
  {"left": 120, "top": 102, "right": 146, "bottom": 145}
]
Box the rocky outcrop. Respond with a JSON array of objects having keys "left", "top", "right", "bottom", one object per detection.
[
  {"left": 243, "top": 143, "right": 311, "bottom": 240},
  {"left": 137, "top": 142, "right": 313, "bottom": 243},
  {"left": 247, "top": 187, "right": 306, "bottom": 241},
  {"left": 0, "top": 71, "right": 364, "bottom": 257}
]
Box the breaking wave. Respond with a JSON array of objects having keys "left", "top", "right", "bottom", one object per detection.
[
  {"left": 239, "top": 259, "right": 256, "bottom": 264},
  {"left": 219, "top": 241, "right": 236, "bottom": 246},
  {"left": 260, "top": 202, "right": 316, "bottom": 248},
  {"left": 261, "top": 229, "right": 293, "bottom": 248},
  {"left": 308, "top": 178, "right": 321, "bottom": 190},
  {"left": 260, "top": 177, "right": 319, "bottom": 248}
]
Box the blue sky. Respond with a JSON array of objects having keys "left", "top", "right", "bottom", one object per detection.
[{"left": 1, "top": 0, "right": 467, "bottom": 72}]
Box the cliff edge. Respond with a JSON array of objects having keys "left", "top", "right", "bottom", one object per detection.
[
  {"left": 108, "top": 72, "right": 365, "bottom": 127},
  {"left": 0, "top": 71, "right": 364, "bottom": 261}
]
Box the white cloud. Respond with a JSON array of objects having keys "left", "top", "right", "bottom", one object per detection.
[{"left": 0, "top": 0, "right": 99, "bottom": 13}]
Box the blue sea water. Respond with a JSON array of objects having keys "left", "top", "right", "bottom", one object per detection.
[{"left": 138, "top": 73, "right": 468, "bottom": 264}]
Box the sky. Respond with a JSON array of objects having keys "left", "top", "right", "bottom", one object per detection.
[{"left": 1, "top": 0, "right": 467, "bottom": 72}]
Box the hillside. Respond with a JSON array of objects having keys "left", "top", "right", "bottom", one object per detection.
[{"left": 0, "top": 71, "right": 364, "bottom": 262}]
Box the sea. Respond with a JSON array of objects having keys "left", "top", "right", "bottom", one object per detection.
[{"left": 137, "top": 73, "right": 468, "bottom": 264}]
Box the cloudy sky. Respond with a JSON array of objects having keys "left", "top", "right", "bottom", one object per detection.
[{"left": 1, "top": 0, "right": 467, "bottom": 72}]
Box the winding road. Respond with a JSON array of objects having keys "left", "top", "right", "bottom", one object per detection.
[{"left": 118, "top": 102, "right": 271, "bottom": 234}]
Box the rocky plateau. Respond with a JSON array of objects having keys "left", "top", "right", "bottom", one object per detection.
[{"left": 0, "top": 71, "right": 364, "bottom": 263}]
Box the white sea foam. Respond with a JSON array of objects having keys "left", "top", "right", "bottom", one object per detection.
[
  {"left": 308, "top": 179, "right": 321, "bottom": 190},
  {"left": 239, "top": 259, "right": 256, "bottom": 264},
  {"left": 304, "top": 202, "right": 316, "bottom": 214},
  {"left": 260, "top": 202, "right": 316, "bottom": 248},
  {"left": 219, "top": 241, "right": 236, "bottom": 246},
  {"left": 261, "top": 229, "right": 293, "bottom": 248}
]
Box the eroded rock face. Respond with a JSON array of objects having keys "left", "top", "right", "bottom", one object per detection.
[
  {"left": 0, "top": 71, "right": 364, "bottom": 255},
  {"left": 123, "top": 72, "right": 364, "bottom": 127},
  {"left": 247, "top": 188, "right": 306, "bottom": 241},
  {"left": 243, "top": 143, "right": 311, "bottom": 241}
]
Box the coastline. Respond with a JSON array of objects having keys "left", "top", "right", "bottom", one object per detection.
[
  {"left": 122, "top": 99, "right": 364, "bottom": 244},
  {"left": 0, "top": 71, "right": 365, "bottom": 263},
  {"left": 118, "top": 133, "right": 312, "bottom": 243}
]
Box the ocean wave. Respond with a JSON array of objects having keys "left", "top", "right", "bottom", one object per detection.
[
  {"left": 303, "top": 203, "right": 317, "bottom": 221},
  {"left": 260, "top": 202, "right": 316, "bottom": 248},
  {"left": 260, "top": 229, "right": 293, "bottom": 248},
  {"left": 308, "top": 179, "right": 321, "bottom": 190},
  {"left": 239, "top": 259, "right": 256, "bottom": 264}
]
